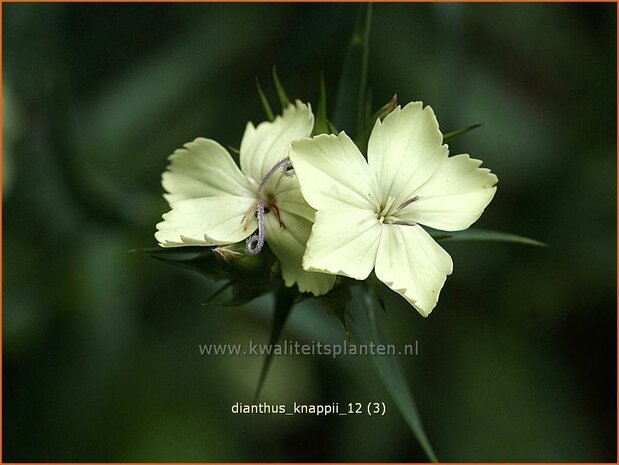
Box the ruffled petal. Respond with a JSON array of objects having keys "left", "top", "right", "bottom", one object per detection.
[
  {"left": 162, "top": 137, "right": 255, "bottom": 204},
  {"left": 155, "top": 196, "right": 257, "bottom": 247},
  {"left": 289, "top": 132, "right": 380, "bottom": 211},
  {"left": 375, "top": 224, "right": 453, "bottom": 317},
  {"left": 264, "top": 210, "right": 335, "bottom": 296},
  {"left": 240, "top": 100, "right": 314, "bottom": 183},
  {"left": 397, "top": 154, "right": 498, "bottom": 231},
  {"left": 302, "top": 207, "right": 381, "bottom": 280},
  {"left": 368, "top": 102, "right": 447, "bottom": 207}
]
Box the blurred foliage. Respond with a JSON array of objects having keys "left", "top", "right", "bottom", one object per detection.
[{"left": 3, "top": 3, "right": 616, "bottom": 462}]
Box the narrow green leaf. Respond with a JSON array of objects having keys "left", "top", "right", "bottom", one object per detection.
[
  {"left": 364, "top": 87, "right": 373, "bottom": 131},
  {"left": 430, "top": 228, "right": 546, "bottom": 247},
  {"left": 348, "top": 283, "right": 438, "bottom": 462},
  {"left": 272, "top": 67, "right": 290, "bottom": 110},
  {"left": 356, "top": 4, "right": 372, "bottom": 136},
  {"left": 333, "top": 3, "right": 373, "bottom": 138},
  {"left": 443, "top": 123, "right": 482, "bottom": 141},
  {"left": 313, "top": 72, "right": 329, "bottom": 135},
  {"left": 255, "top": 285, "right": 298, "bottom": 400},
  {"left": 255, "top": 78, "right": 274, "bottom": 122},
  {"left": 320, "top": 281, "right": 353, "bottom": 336}
]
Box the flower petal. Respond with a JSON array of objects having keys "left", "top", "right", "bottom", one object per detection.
[
  {"left": 302, "top": 208, "right": 381, "bottom": 280},
  {"left": 397, "top": 154, "right": 498, "bottom": 231},
  {"left": 264, "top": 210, "right": 335, "bottom": 296},
  {"left": 162, "top": 137, "right": 255, "bottom": 204},
  {"left": 271, "top": 175, "right": 316, "bottom": 223},
  {"left": 240, "top": 100, "right": 314, "bottom": 183},
  {"left": 289, "top": 132, "right": 380, "bottom": 211},
  {"left": 375, "top": 224, "right": 453, "bottom": 317},
  {"left": 155, "top": 196, "right": 257, "bottom": 247},
  {"left": 368, "top": 102, "right": 447, "bottom": 207}
]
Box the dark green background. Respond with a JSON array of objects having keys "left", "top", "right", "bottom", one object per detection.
[{"left": 3, "top": 2, "right": 616, "bottom": 462}]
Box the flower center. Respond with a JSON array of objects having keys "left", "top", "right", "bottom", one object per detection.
[
  {"left": 378, "top": 195, "right": 420, "bottom": 226},
  {"left": 377, "top": 196, "right": 396, "bottom": 223},
  {"left": 245, "top": 157, "right": 293, "bottom": 255}
]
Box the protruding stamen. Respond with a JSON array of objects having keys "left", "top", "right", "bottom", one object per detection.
[
  {"left": 246, "top": 202, "right": 266, "bottom": 255},
  {"left": 245, "top": 157, "right": 293, "bottom": 255},
  {"left": 391, "top": 220, "right": 417, "bottom": 227},
  {"left": 258, "top": 157, "right": 292, "bottom": 192},
  {"left": 395, "top": 195, "right": 420, "bottom": 212}
]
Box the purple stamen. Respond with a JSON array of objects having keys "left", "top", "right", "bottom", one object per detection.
[
  {"left": 246, "top": 202, "right": 265, "bottom": 255},
  {"left": 257, "top": 157, "right": 292, "bottom": 191},
  {"left": 245, "top": 157, "right": 292, "bottom": 255},
  {"left": 396, "top": 195, "right": 420, "bottom": 212},
  {"left": 391, "top": 220, "right": 417, "bottom": 227}
]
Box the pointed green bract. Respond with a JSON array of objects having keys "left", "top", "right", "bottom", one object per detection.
[
  {"left": 137, "top": 245, "right": 265, "bottom": 278},
  {"left": 313, "top": 72, "right": 329, "bottom": 136},
  {"left": 203, "top": 283, "right": 270, "bottom": 307},
  {"left": 255, "top": 285, "right": 298, "bottom": 400},
  {"left": 443, "top": 123, "right": 482, "bottom": 141},
  {"left": 204, "top": 281, "right": 234, "bottom": 304},
  {"left": 327, "top": 120, "right": 339, "bottom": 135},
  {"left": 371, "top": 94, "right": 398, "bottom": 122},
  {"left": 430, "top": 227, "right": 546, "bottom": 247},
  {"left": 358, "top": 93, "right": 398, "bottom": 154},
  {"left": 255, "top": 78, "right": 275, "bottom": 122},
  {"left": 348, "top": 282, "right": 438, "bottom": 462},
  {"left": 334, "top": 3, "right": 373, "bottom": 138},
  {"left": 136, "top": 245, "right": 273, "bottom": 306},
  {"left": 272, "top": 67, "right": 291, "bottom": 110}
]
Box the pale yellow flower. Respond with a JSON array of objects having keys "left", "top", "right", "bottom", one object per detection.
[
  {"left": 155, "top": 101, "right": 335, "bottom": 296},
  {"left": 289, "top": 102, "right": 497, "bottom": 316}
]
